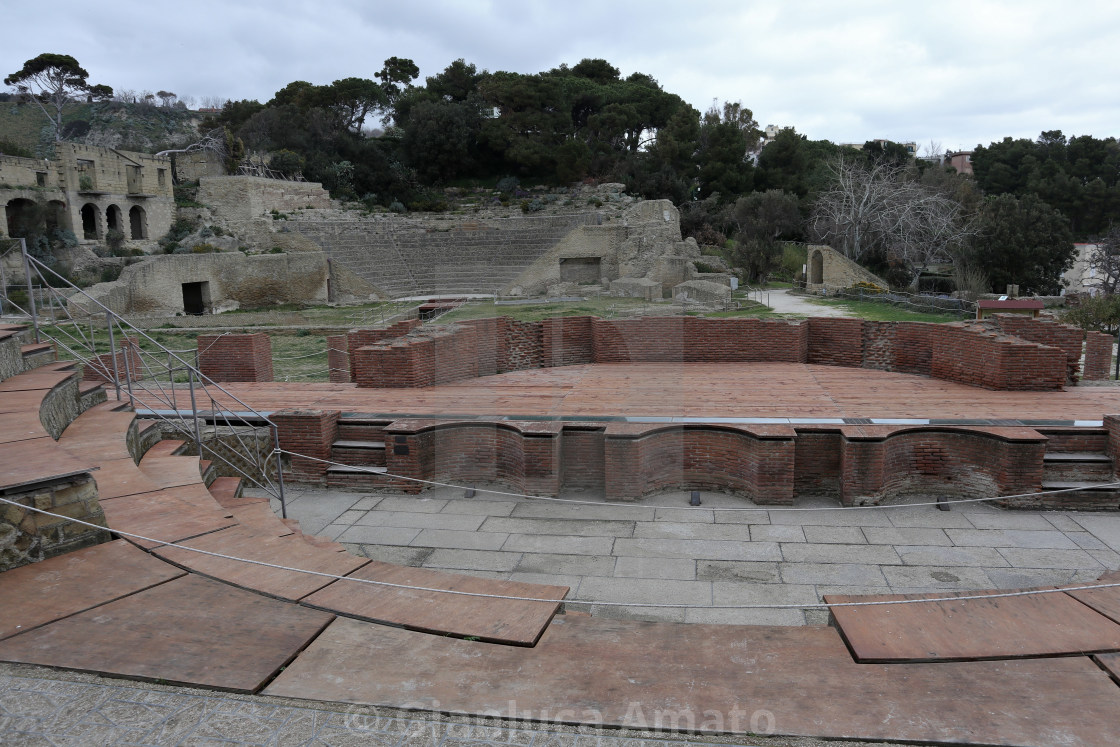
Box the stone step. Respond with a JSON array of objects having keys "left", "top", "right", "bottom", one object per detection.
[
  {"left": 331, "top": 439, "right": 386, "bottom": 467},
  {"left": 1043, "top": 451, "right": 1114, "bottom": 482},
  {"left": 1039, "top": 481, "right": 1120, "bottom": 510}
]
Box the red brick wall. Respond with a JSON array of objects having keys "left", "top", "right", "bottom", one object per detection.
[
  {"left": 807, "top": 318, "right": 863, "bottom": 367},
  {"left": 561, "top": 427, "right": 605, "bottom": 491},
  {"left": 892, "top": 323, "right": 934, "bottom": 376},
  {"left": 930, "top": 323, "right": 1066, "bottom": 391},
  {"left": 346, "top": 320, "right": 420, "bottom": 380},
  {"left": 272, "top": 409, "right": 339, "bottom": 479},
  {"left": 592, "top": 317, "right": 807, "bottom": 364},
  {"left": 82, "top": 337, "right": 142, "bottom": 383},
  {"left": 461, "top": 317, "right": 504, "bottom": 376},
  {"left": 1084, "top": 331, "right": 1113, "bottom": 381},
  {"left": 990, "top": 314, "right": 1085, "bottom": 382},
  {"left": 603, "top": 424, "right": 796, "bottom": 504},
  {"left": 197, "top": 333, "right": 273, "bottom": 383},
  {"left": 794, "top": 430, "right": 843, "bottom": 498},
  {"left": 327, "top": 335, "right": 349, "bottom": 383},
  {"left": 541, "top": 316, "right": 595, "bottom": 368}
]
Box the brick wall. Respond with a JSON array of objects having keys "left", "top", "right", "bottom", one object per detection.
[
  {"left": 271, "top": 409, "right": 339, "bottom": 479},
  {"left": 82, "top": 337, "right": 142, "bottom": 384},
  {"left": 327, "top": 335, "right": 349, "bottom": 383},
  {"left": 930, "top": 323, "right": 1066, "bottom": 391},
  {"left": 347, "top": 314, "right": 1074, "bottom": 392},
  {"left": 794, "top": 430, "right": 843, "bottom": 498},
  {"left": 990, "top": 314, "right": 1085, "bottom": 383},
  {"left": 345, "top": 320, "right": 421, "bottom": 381},
  {"left": 807, "top": 318, "right": 862, "bottom": 366},
  {"left": 1084, "top": 331, "right": 1114, "bottom": 381},
  {"left": 561, "top": 427, "right": 605, "bottom": 490},
  {"left": 197, "top": 333, "right": 273, "bottom": 383},
  {"left": 603, "top": 424, "right": 796, "bottom": 504}
]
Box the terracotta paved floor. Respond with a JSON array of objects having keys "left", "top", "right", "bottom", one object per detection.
[{"left": 216, "top": 363, "right": 1120, "bottom": 421}]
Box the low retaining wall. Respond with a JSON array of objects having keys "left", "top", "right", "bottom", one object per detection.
[
  {"left": 343, "top": 314, "right": 1088, "bottom": 392},
  {"left": 198, "top": 333, "right": 273, "bottom": 383},
  {"left": 274, "top": 410, "right": 1056, "bottom": 506}
]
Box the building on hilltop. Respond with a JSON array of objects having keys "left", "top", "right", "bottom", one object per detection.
[{"left": 1, "top": 143, "right": 174, "bottom": 247}]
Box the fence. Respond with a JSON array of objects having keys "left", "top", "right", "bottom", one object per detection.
[{"left": 0, "top": 238, "right": 289, "bottom": 517}]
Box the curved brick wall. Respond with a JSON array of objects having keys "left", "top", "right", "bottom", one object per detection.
[
  {"left": 346, "top": 314, "right": 1087, "bottom": 392},
  {"left": 274, "top": 413, "right": 1059, "bottom": 506}
]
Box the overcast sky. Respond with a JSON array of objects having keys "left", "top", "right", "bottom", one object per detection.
[{"left": 7, "top": 0, "right": 1119, "bottom": 152}]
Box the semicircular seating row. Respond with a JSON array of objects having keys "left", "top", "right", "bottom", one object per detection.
[{"left": 3, "top": 326, "right": 1120, "bottom": 745}]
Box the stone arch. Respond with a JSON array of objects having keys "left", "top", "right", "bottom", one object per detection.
[
  {"left": 80, "top": 203, "right": 101, "bottom": 240},
  {"left": 106, "top": 204, "right": 123, "bottom": 234},
  {"left": 45, "top": 200, "right": 70, "bottom": 236},
  {"left": 809, "top": 249, "right": 824, "bottom": 285},
  {"left": 128, "top": 205, "right": 147, "bottom": 240},
  {"left": 5, "top": 198, "right": 44, "bottom": 239}
]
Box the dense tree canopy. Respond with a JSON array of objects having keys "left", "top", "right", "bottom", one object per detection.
[
  {"left": 5, "top": 53, "right": 113, "bottom": 141},
  {"left": 969, "top": 193, "right": 1075, "bottom": 294}
]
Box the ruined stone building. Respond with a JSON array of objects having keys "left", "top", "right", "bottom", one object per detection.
[{"left": 1, "top": 143, "right": 174, "bottom": 246}]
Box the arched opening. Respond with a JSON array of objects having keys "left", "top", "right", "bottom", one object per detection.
[
  {"left": 80, "top": 203, "right": 101, "bottom": 240},
  {"left": 45, "top": 200, "right": 70, "bottom": 236},
  {"left": 106, "top": 204, "right": 123, "bottom": 234},
  {"left": 809, "top": 250, "right": 824, "bottom": 285},
  {"left": 5, "top": 198, "right": 44, "bottom": 239},
  {"left": 128, "top": 206, "right": 147, "bottom": 240}
]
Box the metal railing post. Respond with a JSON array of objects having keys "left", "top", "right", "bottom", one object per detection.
[
  {"left": 121, "top": 324, "right": 135, "bottom": 406},
  {"left": 187, "top": 367, "right": 204, "bottom": 458},
  {"left": 19, "top": 239, "right": 39, "bottom": 343},
  {"left": 0, "top": 257, "right": 7, "bottom": 316},
  {"left": 272, "top": 425, "right": 287, "bottom": 519},
  {"left": 105, "top": 311, "right": 122, "bottom": 401}
]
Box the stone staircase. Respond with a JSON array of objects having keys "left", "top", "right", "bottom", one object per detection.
[
  {"left": 325, "top": 416, "right": 390, "bottom": 486},
  {"left": 1038, "top": 427, "right": 1120, "bottom": 509},
  {"left": 293, "top": 214, "right": 598, "bottom": 297}
]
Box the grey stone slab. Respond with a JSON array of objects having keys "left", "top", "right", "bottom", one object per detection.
[
  {"left": 998, "top": 547, "right": 1106, "bottom": 569},
  {"left": 631, "top": 522, "right": 750, "bottom": 541},
  {"left": 369, "top": 496, "right": 449, "bottom": 513},
  {"left": 884, "top": 507, "right": 976, "bottom": 528},
  {"left": 584, "top": 604, "right": 687, "bottom": 623},
  {"left": 1044, "top": 513, "right": 1084, "bottom": 532},
  {"left": 814, "top": 585, "right": 893, "bottom": 599},
  {"left": 438, "top": 498, "right": 519, "bottom": 516},
  {"left": 611, "top": 538, "right": 781, "bottom": 562},
  {"left": 963, "top": 512, "right": 1056, "bottom": 530},
  {"left": 748, "top": 524, "right": 805, "bottom": 542},
  {"left": 411, "top": 529, "right": 509, "bottom": 550},
  {"left": 1090, "top": 548, "right": 1120, "bottom": 567},
  {"left": 683, "top": 607, "right": 806, "bottom": 626},
  {"left": 946, "top": 528, "right": 1080, "bottom": 550},
  {"left": 506, "top": 573, "right": 582, "bottom": 591},
  {"left": 575, "top": 577, "right": 711, "bottom": 606},
  {"left": 1073, "top": 514, "right": 1120, "bottom": 553},
  {"left": 896, "top": 545, "right": 1011, "bottom": 568},
  {"left": 510, "top": 502, "right": 651, "bottom": 521},
  {"left": 985, "top": 568, "right": 1088, "bottom": 588},
  {"left": 354, "top": 511, "right": 486, "bottom": 531},
  {"left": 351, "top": 496, "right": 384, "bottom": 510},
  {"left": 514, "top": 553, "right": 617, "bottom": 577},
  {"left": 348, "top": 545, "right": 434, "bottom": 567},
  {"left": 481, "top": 516, "right": 635, "bottom": 537},
  {"left": 501, "top": 534, "right": 615, "bottom": 556},
  {"left": 1067, "top": 532, "right": 1112, "bottom": 551},
  {"left": 613, "top": 556, "right": 696, "bottom": 580},
  {"left": 421, "top": 549, "right": 524, "bottom": 572},
  {"left": 335, "top": 525, "right": 421, "bottom": 546},
  {"left": 803, "top": 525, "right": 867, "bottom": 544},
  {"left": 880, "top": 565, "right": 995, "bottom": 590},
  {"left": 861, "top": 527, "right": 952, "bottom": 546},
  {"left": 695, "top": 560, "right": 781, "bottom": 583},
  {"left": 712, "top": 510, "right": 771, "bottom": 525},
  {"left": 651, "top": 508, "right": 714, "bottom": 523},
  {"left": 279, "top": 492, "right": 364, "bottom": 535},
  {"left": 768, "top": 508, "right": 894, "bottom": 527},
  {"left": 779, "top": 563, "right": 888, "bottom": 586},
  {"left": 335, "top": 509, "right": 367, "bottom": 525},
  {"left": 781, "top": 543, "right": 901, "bottom": 565},
  {"left": 711, "top": 581, "right": 819, "bottom": 606}
]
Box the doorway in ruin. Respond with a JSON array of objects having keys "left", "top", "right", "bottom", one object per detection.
[
  {"left": 128, "top": 206, "right": 147, "bottom": 240},
  {"left": 559, "top": 257, "right": 602, "bottom": 284},
  {"left": 181, "top": 281, "right": 211, "bottom": 315},
  {"left": 80, "top": 203, "right": 100, "bottom": 240},
  {"left": 809, "top": 249, "right": 824, "bottom": 285},
  {"left": 5, "top": 198, "right": 43, "bottom": 239},
  {"left": 106, "top": 204, "right": 123, "bottom": 234}
]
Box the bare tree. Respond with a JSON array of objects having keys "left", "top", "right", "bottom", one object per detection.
[
  {"left": 1087, "top": 226, "right": 1120, "bottom": 295},
  {"left": 155, "top": 128, "right": 229, "bottom": 159},
  {"left": 809, "top": 154, "right": 974, "bottom": 288}
]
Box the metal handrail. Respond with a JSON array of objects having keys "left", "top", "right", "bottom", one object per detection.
[{"left": 4, "top": 239, "right": 288, "bottom": 517}]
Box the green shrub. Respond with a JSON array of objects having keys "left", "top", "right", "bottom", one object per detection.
[
  {"left": 191, "top": 243, "right": 220, "bottom": 253},
  {"left": 693, "top": 261, "right": 718, "bottom": 274},
  {"left": 100, "top": 265, "right": 123, "bottom": 283},
  {"left": 106, "top": 228, "right": 126, "bottom": 254}
]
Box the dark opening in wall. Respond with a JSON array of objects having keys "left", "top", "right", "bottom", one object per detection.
[
  {"left": 128, "top": 206, "right": 147, "bottom": 240},
  {"left": 559, "top": 256, "right": 602, "bottom": 284},
  {"left": 182, "top": 281, "right": 211, "bottom": 315},
  {"left": 80, "top": 203, "right": 100, "bottom": 240}
]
